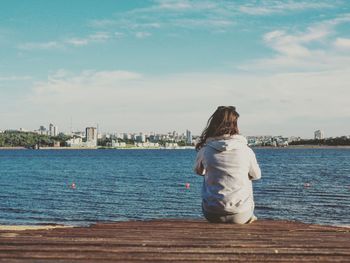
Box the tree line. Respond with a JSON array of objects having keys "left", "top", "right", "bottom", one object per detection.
[
  {"left": 289, "top": 137, "right": 350, "bottom": 146},
  {"left": 0, "top": 131, "right": 71, "bottom": 148}
]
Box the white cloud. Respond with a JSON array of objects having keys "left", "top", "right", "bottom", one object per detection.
[
  {"left": 65, "top": 32, "right": 110, "bottom": 46},
  {"left": 18, "top": 41, "right": 62, "bottom": 50},
  {"left": 261, "top": 23, "right": 332, "bottom": 59},
  {"left": 33, "top": 70, "right": 141, "bottom": 97},
  {"left": 23, "top": 69, "right": 350, "bottom": 137},
  {"left": 239, "top": 13, "right": 350, "bottom": 72},
  {"left": 263, "top": 30, "right": 312, "bottom": 57},
  {"left": 239, "top": 1, "right": 334, "bottom": 15},
  {"left": 334, "top": 38, "right": 350, "bottom": 50},
  {"left": 88, "top": 0, "right": 234, "bottom": 34},
  {"left": 155, "top": 0, "right": 192, "bottom": 10},
  {"left": 65, "top": 38, "right": 89, "bottom": 46},
  {"left": 89, "top": 19, "right": 116, "bottom": 27},
  {"left": 0, "top": 75, "right": 32, "bottom": 81},
  {"left": 88, "top": 32, "right": 110, "bottom": 41},
  {"left": 325, "top": 13, "right": 350, "bottom": 25},
  {"left": 127, "top": 23, "right": 161, "bottom": 30},
  {"left": 86, "top": 0, "right": 336, "bottom": 38},
  {"left": 239, "top": 6, "right": 272, "bottom": 15},
  {"left": 90, "top": 19, "right": 162, "bottom": 31},
  {"left": 114, "top": 32, "right": 125, "bottom": 38},
  {"left": 92, "top": 70, "right": 142, "bottom": 82},
  {"left": 19, "top": 31, "right": 113, "bottom": 51},
  {"left": 152, "top": 0, "right": 217, "bottom": 12},
  {"left": 135, "top": 32, "right": 152, "bottom": 39},
  {"left": 173, "top": 18, "right": 234, "bottom": 29}
]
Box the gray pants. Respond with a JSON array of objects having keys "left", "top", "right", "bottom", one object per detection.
[{"left": 202, "top": 205, "right": 254, "bottom": 224}]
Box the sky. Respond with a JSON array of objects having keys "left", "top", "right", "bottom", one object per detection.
[{"left": 0, "top": 0, "right": 350, "bottom": 138}]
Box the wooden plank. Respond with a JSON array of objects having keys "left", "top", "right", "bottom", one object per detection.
[{"left": 0, "top": 220, "right": 349, "bottom": 262}]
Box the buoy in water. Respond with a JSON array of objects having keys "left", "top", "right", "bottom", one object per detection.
[
  {"left": 70, "top": 182, "right": 76, "bottom": 189},
  {"left": 185, "top": 183, "right": 190, "bottom": 189},
  {"left": 304, "top": 183, "right": 311, "bottom": 188}
]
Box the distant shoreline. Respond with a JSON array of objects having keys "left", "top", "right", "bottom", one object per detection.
[
  {"left": 0, "top": 146, "right": 196, "bottom": 150},
  {"left": 252, "top": 145, "right": 350, "bottom": 149},
  {"left": 1, "top": 145, "right": 350, "bottom": 150}
]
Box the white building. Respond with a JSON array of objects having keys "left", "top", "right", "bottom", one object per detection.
[
  {"left": 135, "top": 142, "right": 159, "bottom": 148},
  {"left": 67, "top": 137, "right": 83, "bottom": 147},
  {"left": 115, "top": 133, "right": 123, "bottom": 139},
  {"left": 137, "top": 133, "right": 146, "bottom": 142},
  {"left": 38, "top": 126, "right": 47, "bottom": 135},
  {"left": 86, "top": 127, "right": 97, "bottom": 147},
  {"left": 49, "top": 123, "right": 58, "bottom": 137},
  {"left": 314, "top": 130, "right": 324, "bottom": 140},
  {"left": 112, "top": 140, "right": 126, "bottom": 148},
  {"left": 288, "top": 136, "right": 301, "bottom": 143},
  {"left": 186, "top": 130, "right": 192, "bottom": 145},
  {"left": 165, "top": 142, "right": 179, "bottom": 149},
  {"left": 123, "top": 133, "right": 131, "bottom": 140}
]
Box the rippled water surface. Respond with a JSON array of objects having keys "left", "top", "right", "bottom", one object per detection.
[{"left": 0, "top": 149, "right": 349, "bottom": 226}]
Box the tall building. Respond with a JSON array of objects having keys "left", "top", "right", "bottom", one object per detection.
[
  {"left": 39, "top": 125, "right": 46, "bottom": 135},
  {"left": 123, "top": 133, "right": 131, "bottom": 140},
  {"left": 137, "top": 132, "right": 146, "bottom": 142},
  {"left": 86, "top": 127, "right": 97, "bottom": 146},
  {"left": 314, "top": 130, "right": 324, "bottom": 140},
  {"left": 49, "top": 123, "right": 58, "bottom": 136},
  {"left": 186, "top": 130, "right": 192, "bottom": 145}
]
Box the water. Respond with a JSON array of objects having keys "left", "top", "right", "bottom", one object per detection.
[{"left": 0, "top": 148, "right": 349, "bottom": 226}]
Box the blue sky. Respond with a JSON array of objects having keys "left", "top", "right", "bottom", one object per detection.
[{"left": 1, "top": 0, "right": 350, "bottom": 137}]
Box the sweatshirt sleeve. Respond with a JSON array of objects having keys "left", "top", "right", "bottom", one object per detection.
[
  {"left": 193, "top": 148, "right": 205, "bottom": 176},
  {"left": 248, "top": 148, "right": 261, "bottom": 180}
]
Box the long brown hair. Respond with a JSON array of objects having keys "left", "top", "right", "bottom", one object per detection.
[{"left": 195, "top": 106, "right": 240, "bottom": 151}]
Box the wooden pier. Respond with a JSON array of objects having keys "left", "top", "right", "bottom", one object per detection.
[{"left": 0, "top": 219, "right": 349, "bottom": 262}]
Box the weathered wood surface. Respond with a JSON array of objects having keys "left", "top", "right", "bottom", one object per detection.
[{"left": 0, "top": 219, "right": 349, "bottom": 262}]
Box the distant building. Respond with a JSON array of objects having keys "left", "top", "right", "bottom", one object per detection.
[
  {"left": 134, "top": 142, "right": 159, "bottom": 148},
  {"left": 314, "top": 130, "right": 324, "bottom": 140},
  {"left": 49, "top": 123, "right": 58, "bottom": 137},
  {"left": 86, "top": 127, "right": 97, "bottom": 147},
  {"left": 70, "top": 131, "right": 84, "bottom": 139},
  {"left": 115, "top": 133, "right": 123, "bottom": 139},
  {"left": 165, "top": 142, "right": 179, "bottom": 149},
  {"left": 39, "top": 125, "right": 47, "bottom": 135},
  {"left": 49, "top": 124, "right": 53, "bottom": 136},
  {"left": 123, "top": 133, "right": 131, "bottom": 140},
  {"left": 186, "top": 130, "right": 192, "bottom": 145},
  {"left": 137, "top": 133, "right": 146, "bottom": 142},
  {"left": 67, "top": 136, "right": 83, "bottom": 147},
  {"left": 288, "top": 136, "right": 301, "bottom": 143},
  {"left": 112, "top": 140, "right": 127, "bottom": 147}
]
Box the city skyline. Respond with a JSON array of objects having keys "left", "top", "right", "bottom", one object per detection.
[
  {"left": 3, "top": 123, "right": 348, "bottom": 149},
  {"left": 1, "top": 123, "right": 338, "bottom": 141},
  {"left": 1, "top": 1, "right": 350, "bottom": 137},
  {"left": 0, "top": 120, "right": 343, "bottom": 139}
]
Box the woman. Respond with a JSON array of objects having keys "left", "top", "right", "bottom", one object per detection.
[{"left": 194, "top": 106, "right": 261, "bottom": 224}]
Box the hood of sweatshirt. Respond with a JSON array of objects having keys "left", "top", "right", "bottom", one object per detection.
[{"left": 206, "top": 134, "right": 248, "bottom": 151}]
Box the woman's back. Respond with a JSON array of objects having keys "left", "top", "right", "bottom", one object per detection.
[
  {"left": 196, "top": 135, "right": 261, "bottom": 215},
  {"left": 194, "top": 106, "right": 261, "bottom": 224}
]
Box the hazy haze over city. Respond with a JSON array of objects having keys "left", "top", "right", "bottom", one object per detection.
[{"left": 1, "top": 0, "right": 350, "bottom": 138}]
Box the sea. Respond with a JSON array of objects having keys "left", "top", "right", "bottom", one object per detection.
[{"left": 0, "top": 148, "right": 349, "bottom": 227}]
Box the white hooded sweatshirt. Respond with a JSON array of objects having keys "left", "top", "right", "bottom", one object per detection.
[{"left": 194, "top": 135, "right": 261, "bottom": 215}]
